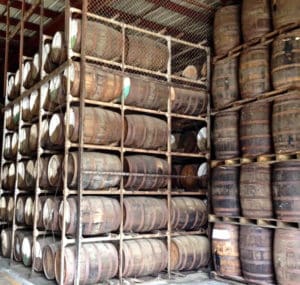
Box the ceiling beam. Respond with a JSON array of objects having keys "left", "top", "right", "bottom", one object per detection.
[{"left": 0, "top": 15, "right": 40, "bottom": 31}]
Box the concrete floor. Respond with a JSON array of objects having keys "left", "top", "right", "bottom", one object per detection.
[{"left": 0, "top": 257, "right": 233, "bottom": 285}]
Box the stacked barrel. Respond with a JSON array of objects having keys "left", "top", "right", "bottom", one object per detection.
[{"left": 211, "top": 1, "right": 300, "bottom": 285}]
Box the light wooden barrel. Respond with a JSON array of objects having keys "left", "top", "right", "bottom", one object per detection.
[
  {"left": 50, "top": 31, "right": 67, "bottom": 65},
  {"left": 14, "top": 231, "right": 32, "bottom": 262},
  {"left": 21, "top": 235, "right": 33, "bottom": 266},
  {"left": 16, "top": 196, "right": 26, "bottom": 224},
  {"left": 47, "top": 154, "right": 63, "bottom": 188},
  {"left": 24, "top": 196, "right": 34, "bottom": 225},
  {"left": 1, "top": 229, "right": 12, "bottom": 257},
  {"left": 42, "top": 242, "right": 60, "bottom": 279},
  {"left": 42, "top": 196, "right": 61, "bottom": 232}
]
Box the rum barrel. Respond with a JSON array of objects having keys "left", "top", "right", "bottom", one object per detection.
[
  {"left": 23, "top": 61, "right": 32, "bottom": 89},
  {"left": 14, "top": 69, "right": 21, "bottom": 97},
  {"left": 212, "top": 166, "right": 240, "bottom": 216},
  {"left": 170, "top": 235, "right": 210, "bottom": 271},
  {"left": 4, "top": 132, "right": 18, "bottom": 159},
  {"left": 17, "top": 161, "right": 27, "bottom": 190},
  {"left": 67, "top": 152, "right": 122, "bottom": 189},
  {"left": 1, "top": 229, "right": 12, "bottom": 257},
  {"left": 240, "top": 226, "right": 274, "bottom": 284},
  {"left": 241, "top": 0, "right": 271, "bottom": 42},
  {"left": 49, "top": 74, "right": 65, "bottom": 105},
  {"left": 70, "top": 19, "right": 122, "bottom": 60},
  {"left": 36, "top": 196, "right": 47, "bottom": 229},
  {"left": 180, "top": 162, "right": 208, "bottom": 190},
  {"left": 16, "top": 196, "right": 26, "bottom": 224},
  {"left": 43, "top": 43, "right": 55, "bottom": 74},
  {"left": 123, "top": 197, "right": 167, "bottom": 232},
  {"left": 274, "top": 228, "right": 300, "bottom": 285},
  {"left": 122, "top": 77, "right": 168, "bottom": 110},
  {"left": 126, "top": 35, "right": 168, "bottom": 71},
  {"left": 40, "top": 82, "right": 56, "bottom": 112},
  {"left": 43, "top": 242, "right": 60, "bottom": 279},
  {"left": 122, "top": 239, "right": 167, "bottom": 277},
  {"left": 171, "top": 197, "right": 207, "bottom": 231},
  {"left": 240, "top": 164, "right": 273, "bottom": 218},
  {"left": 272, "top": 0, "right": 300, "bottom": 29},
  {"left": 239, "top": 45, "right": 270, "bottom": 98},
  {"left": 14, "top": 231, "right": 32, "bottom": 262},
  {"left": 48, "top": 113, "right": 65, "bottom": 147},
  {"left": 55, "top": 242, "right": 118, "bottom": 284},
  {"left": 124, "top": 114, "right": 167, "bottom": 150},
  {"left": 31, "top": 53, "right": 40, "bottom": 83},
  {"left": 29, "top": 89, "right": 39, "bottom": 119},
  {"left": 21, "top": 235, "right": 33, "bottom": 266},
  {"left": 124, "top": 155, "right": 168, "bottom": 190},
  {"left": 41, "top": 118, "right": 51, "bottom": 149},
  {"left": 59, "top": 196, "right": 121, "bottom": 236},
  {"left": 12, "top": 103, "right": 20, "bottom": 126},
  {"left": 5, "top": 107, "right": 14, "bottom": 130},
  {"left": 272, "top": 161, "right": 300, "bottom": 221},
  {"left": 213, "top": 111, "right": 239, "bottom": 160},
  {"left": 175, "top": 130, "right": 202, "bottom": 153},
  {"left": 24, "top": 196, "right": 34, "bottom": 225},
  {"left": 22, "top": 96, "right": 31, "bottom": 122},
  {"left": 7, "top": 163, "right": 16, "bottom": 190},
  {"left": 212, "top": 57, "right": 238, "bottom": 109},
  {"left": 65, "top": 61, "right": 123, "bottom": 102},
  {"left": 272, "top": 91, "right": 300, "bottom": 153},
  {"left": 39, "top": 156, "right": 50, "bottom": 188},
  {"left": 50, "top": 31, "right": 67, "bottom": 65},
  {"left": 240, "top": 101, "right": 272, "bottom": 157},
  {"left": 0, "top": 197, "right": 7, "bottom": 220},
  {"left": 20, "top": 127, "right": 30, "bottom": 155},
  {"left": 25, "top": 159, "right": 37, "bottom": 189},
  {"left": 7, "top": 75, "right": 16, "bottom": 101},
  {"left": 212, "top": 223, "right": 241, "bottom": 277},
  {"left": 69, "top": 106, "right": 121, "bottom": 145},
  {"left": 170, "top": 87, "right": 207, "bottom": 115},
  {"left": 7, "top": 197, "right": 14, "bottom": 223},
  {"left": 271, "top": 29, "right": 300, "bottom": 89},
  {"left": 213, "top": 5, "right": 240, "bottom": 56},
  {"left": 47, "top": 154, "right": 63, "bottom": 188},
  {"left": 29, "top": 123, "right": 38, "bottom": 153},
  {"left": 42, "top": 196, "right": 60, "bottom": 232}
]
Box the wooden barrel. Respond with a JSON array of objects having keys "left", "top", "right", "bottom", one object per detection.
[
  {"left": 23, "top": 61, "right": 32, "bottom": 89},
  {"left": 272, "top": 91, "right": 300, "bottom": 153},
  {"left": 17, "top": 161, "right": 27, "bottom": 190},
  {"left": 43, "top": 43, "right": 55, "bottom": 74},
  {"left": 12, "top": 103, "right": 20, "bottom": 126},
  {"left": 272, "top": 0, "right": 300, "bottom": 29},
  {"left": 69, "top": 107, "right": 121, "bottom": 145},
  {"left": 66, "top": 61, "right": 123, "bottom": 102},
  {"left": 55, "top": 242, "right": 118, "bottom": 284},
  {"left": 240, "top": 101, "right": 272, "bottom": 157},
  {"left": 212, "top": 166, "right": 240, "bottom": 216},
  {"left": 197, "top": 127, "right": 207, "bottom": 152},
  {"left": 7, "top": 75, "right": 16, "bottom": 101},
  {"left": 122, "top": 239, "right": 167, "bottom": 277},
  {"left": 122, "top": 77, "right": 168, "bottom": 110},
  {"left": 274, "top": 228, "right": 300, "bottom": 285},
  {"left": 14, "top": 231, "right": 32, "bottom": 262},
  {"left": 42, "top": 242, "right": 60, "bottom": 279},
  {"left": 24, "top": 196, "right": 34, "bottom": 225},
  {"left": 47, "top": 154, "right": 63, "bottom": 188},
  {"left": 242, "top": 0, "right": 271, "bottom": 42},
  {"left": 50, "top": 31, "right": 67, "bottom": 65},
  {"left": 1, "top": 164, "right": 9, "bottom": 190},
  {"left": 212, "top": 57, "right": 238, "bottom": 109},
  {"left": 0, "top": 197, "right": 7, "bottom": 220},
  {"left": 31, "top": 53, "right": 40, "bottom": 83},
  {"left": 172, "top": 164, "right": 183, "bottom": 189},
  {"left": 123, "top": 197, "right": 167, "bottom": 232},
  {"left": 170, "top": 87, "right": 207, "bottom": 115},
  {"left": 272, "top": 29, "right": 300, "bottom": 89},
  {"left": 212, "top": 223, "right": 241, "bottom": 277},
  {"left": 33, "top": 236, "right": 58, "bottom": 272},
  {"left": 1, "top": 229, "right": 12, "bottom": 257},
  {"left": 14, "top": 69, "right": 21, "bottom": 97},
  {"left": 180, "top": 162, "right": 208, "bottom": 190},
  {"left": 29, "top": 123, "right": 38, "bottom": 153},
  {"left": 273, "top": 161, "right": 300, "bottom": 221},
  {"left": 59, "top": 196, "right": 121, "bottom": 236},
  {"left": 174, "top": 130, "right": 203, "bottom": 153},
  {"left": 171, "top": 197, "right": 207, "bottom": 231},
  {"left": 214, "top": 5, "right": 240, "bottom": 56},
  {"left": 42, "top": 196, "right": 60, "bottom": 231},
  {"left": 19, "top": 127, "right": 30, "bottom": 155},
  {"left": 5, "top": 107, "right": 14, "bottom": 130},
  {"left": 39, "top": 156, "right": 50, "bottom": 188},
  {"left": 239, "top": 45, "right": 270, "bottom": 98},
  {"left": 29, "top": 89, "right": 39, "bottom": 119},
  {"left": 25, "top": 159, "right": 37, "bottom": 189},
  {"left": 126, "top": 35, "right": 168, "bottom": 71},
  {"left": 22, "top": 95, "right": 31, "bottom": 122},
  {"left": 240, "top": 226, "right": 274, "bottom": 284},
  {"left": 36, "top": 196, "right": 47, "bottom": 229},
  {"left": 124, "top": 114, "right": 167, "bottom": 150},
  {"left": 7, "top": 163, "right": 16, "bottom": 190},
  {"left": 4, "top": 132, "right": 18, "bottom": 159},
  {"left": 68, "top": 152, "right": 122, "bottom": 189},
  {"left": 48, "top": 113, "right": 65, "bottom": 147},
  {"left": 41, "top": 118, "right": 51, "bottom": 149},
  {"left": 240, "top": 164, "right": 273, "bottom": 218},
  {"left": 16, "top": 196, "right": 26, "bottom": 224},
  {"left": 49, "top": 74, "right": 65, "bottom": 105},
  {"left": 124, "top": 155, "right": 168, "bottom": 190},
  {"left": 170, "top": 235, "right": 210, "bottom": 271},
  {"left": 70, "top": 19, "right": 122, "bottom": 60},
  {"left": 213, "top": 111, "right": 240, "bottom": 160},
  {"left": 7, "top": 197, "right": 14, "bottom": 223},
  {"left": 40, "top": 82, "right": 56, "bottom": 112},
  {"left": 21, "top": 235, "right": 33, "bottom": 266}
]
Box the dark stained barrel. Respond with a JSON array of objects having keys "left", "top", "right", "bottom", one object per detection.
[
  {"left": 50, "top": 31, "right": 67, "bottom": 65},
  {"left": 239, "top": 45, "right": 270, "bottom": 98},
  {"left": 42, "top": 197, "right": 60, "bottom": 232},
  {"left": 122, "top": 239, "right": 167, "bottom": 277},
  {"left": 240, "top": 101, "right": 272, "bottom": 157},
  {"left": 272, "top": 161, "right": 300, "bottom": 221},
  {"left": 171, "top": 197, "right": 207, "bottom": 231},
  {"left": 272, "top": 0, "right": 300, "bottom": 29},
  {"left": 212, "top": 166, "right": 240, "bottom": 216},
  {"left": 7, "top": 163, "right": 16, "bottom": 190},
  {"left": 66, "top": 61, "right": 123, "bottom": 101},
  {"left": 68, "top": 152, "right": 122, "bottom": 189},
  {"left": 47, "top": 154, "right": 63, "bottom": 187},
  {"left": 59, "top": 196, "right": 121, "bottom": 236},
  {"left": 7, "top": 75, "right": 16, "bottom": 101},
  {"left": 43, "top": 242, "right": 60, "bottom": 279},
  {"left": 1, "top": 164, "right": 9, "bottom": 190},
  {"left": 0, "top": 197, "right": 8, "bottom": 221},
  {"left": 242, "top": 0, "right": 271, "bottom": 42},
  {"left": 124, "top": 114, "right": 167, "bottom": 150},
  {"left": 126, "top": 35, "right": 168, "bottom": 71},
  {"left": 55, "top": 243, "right": 118, "bottom": 284},
  {"left": 240, "top": 226, "right": 274, "bottom": 284},
  {"left": 272, "top": 91, "right": 300, "bottom": 153},
  {"left": 5, "top": 107, "right": 14, "bottom": 130},
  {"left": 174, "top": 129, "right": 206, "bottom": 153},
  {"left": 180, "top": 162, "right": 208, "bottom": 190},
  {"left": 213, "top": 111, "right": 240, "bottom": 160},
  {"left": 21, "top": 235, "right": 33, "bottom": 266},
  {"left": 212, "top": 57, "right": 239, "bottom": 109},
  {"left": 170, "top": 87, "right": 207, "bottom": 115},
  {"left": 271, "top": 29, "right": 300, "bottom": 89},
  {"left": 124, "top": 155, "right": 168, "bottom": 190},
  {"left": 172, "top": 164, "right": 183, "bottom": 189},
  {"left": 240, "top": 164, "right": 273, "bottom": 218},
  {"left": 274, "top": 228, "right": 300, "bottom": 285},
  {"left": 14, "top": 231, "right": 32, "bottom": 262},
  {"left": 170, "top": 235, "right": 210, "bottom": 271},
  {"left": 122, "top": 76, "right": 168, "bottom": 110},
  {"left": 123, "top": 197, "right": 167, "bottom": 232},
  {"left": 214, "top": 5, "right": 240, "bottom": 56},
  {"left": 36, "top": 196, "right": 47, "bottom": 229},
  {"left": 4, "top": 132, "right": 18, "bottom": 159},
  {"left": 39, "top": 156, "right": 50, "bottom": 188},
  {"left": 1, "top": 229, "right": 12, "bottom": 257},
  {"left": 71, "top": 19, "right": 123, "bottom": 60},
  {"left": 212, "top": 223, "right": 241, "bottom": 277}
]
